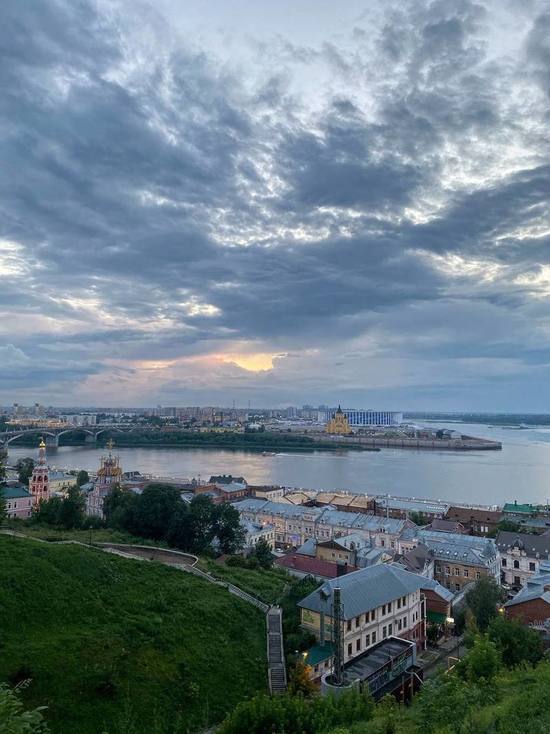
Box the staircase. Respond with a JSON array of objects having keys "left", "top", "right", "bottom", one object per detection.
[{"left": 267, "top": 606, "right": 287, "bottom": 695}]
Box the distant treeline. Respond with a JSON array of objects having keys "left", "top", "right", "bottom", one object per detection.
[{"left": 405, "top": 412, "right": 550, "bottom": 426}]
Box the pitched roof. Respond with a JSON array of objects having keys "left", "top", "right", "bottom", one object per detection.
[
  {"left": 1, "top": 485, "right": 31, "bottom": 499},
  {"left": 496, "top": 531, "right": 550, "bottom": 559},
  {"left": 298, "top": 564, "right": 432, "bottom": 620},
  {"left": 503, "top": 502, "right": 536, "bottom": 515},
  {"left": 446, "top": 506, "right": 503, "bottom": 523},
  {"left": 418, "top": 529, "right": 498, "bottom": 566},
  {"left": 275, "top": 554, "right": 357, "bottom": 580},
  {"left": 505, "top": 561, "right": 550, "bottom": 608}
]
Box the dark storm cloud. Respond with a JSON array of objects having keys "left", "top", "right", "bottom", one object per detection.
[{"left": 0, "top": 0, "right": 549, "bottom": 403}]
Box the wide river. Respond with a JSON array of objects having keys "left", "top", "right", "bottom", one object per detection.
[{"left": 7, "top": 422, "right": 550, "bottom": 506}]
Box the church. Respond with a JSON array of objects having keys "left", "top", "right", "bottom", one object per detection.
[{"left": 325, "top": 406, "right": 352, "bottom": 436}]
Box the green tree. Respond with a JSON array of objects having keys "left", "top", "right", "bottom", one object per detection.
[
  {"left": 103, "top": 484, "right": 138, "bottom": 531},
  {"left": 57, "top": 485, "right": 85, "bottom": 529},
  {"left": 132, "top": 484, "right": 182, "bottom": 540},
  {"left": 287, "top": 660, "right": 316, "bottom": 696},
  {"left": 213, "top": 503, "right": 246, "bottom": 555},
  {"left": 0, "top": 446, "right": 6, "bottom": 482},
  {"left": 487, "top": 615, "right": 543, "bottom": 668},
  {"left": 465, "top": 575, "right": 504, "bottom": 632},
  {"left": 250, "top": 537, "right": 273, "bottom": 569},
  {"left": 0, "top": 684, "right": 49, "bottom": 733},
  {"left": 32, "top": 496, "right": 63, "bottom": 526},
  {"left": 75, "top": 469, "right": 89, "bottom": 487},
  {"left": 166, "top": 503, "right": 194, "bottom": 552},
  {"left": 15, "top": 457, "right": 35, "bottom": 486},
  {"left": 187, "top": 495, "right": 216, "bottom": 553},
  {"left": 0, "top": 486, "right": 6, "bottom": 526},
  {"left": 465, "top": 635, "right": 500, "bottom": 683},
  {"left": 409, "top": 511, "right": 428, "bottom": 526}
]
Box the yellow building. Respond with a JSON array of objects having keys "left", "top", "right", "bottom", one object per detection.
[{"left": 325, "top": 406, "right": 352, "bottom": 435}]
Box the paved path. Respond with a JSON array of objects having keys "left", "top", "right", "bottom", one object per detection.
[{"left": 1, "top": 531, "right": 285, "bottom": 693}]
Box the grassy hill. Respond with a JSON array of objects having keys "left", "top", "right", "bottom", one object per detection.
[{"left": 0, "top": 535, "right": 267, "bottom": 734}]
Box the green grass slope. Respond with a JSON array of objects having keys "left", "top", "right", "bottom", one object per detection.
[{"left": 0, "top": 535, "right": 267, "bottom": 734}]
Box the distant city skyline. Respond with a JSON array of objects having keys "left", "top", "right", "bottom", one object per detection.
[{"left": 1, "top": 1, "right": 549, "bottom": 410}]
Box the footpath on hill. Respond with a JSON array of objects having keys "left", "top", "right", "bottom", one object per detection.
[{"left": 1, "top": 530, "right": 287, "bottom": 696}]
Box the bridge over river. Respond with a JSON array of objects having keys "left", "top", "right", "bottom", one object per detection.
[{"left": 0, "top": 424, "right": 138, "bottom": 448}]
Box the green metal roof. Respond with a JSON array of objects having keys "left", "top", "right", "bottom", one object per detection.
[
  {"left": 427, "top": 610, "right": 447, "bottom": 624},
  {"left": 503, "top": 503, "right": 536, "bottom": 515},
  {"left": 0, "top": 485, "right": 31, "bottom": 499},
  {"left": 304, "top": 642, "right": 334, "bottom": 667}
]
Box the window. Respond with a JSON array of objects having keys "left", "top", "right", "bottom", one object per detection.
[
  {"left": 365, "top": 633, "right": 370, "bottom": 647},
  {"left": 464, "top": 569, "right": 469, "bottom": 578},
  {"left": 397, "top": 598, "right": 401, "bottom": 609},
  {"left": 402, "top": 596, "right": 406, "bottom": 605},
  {"left": 388, "top": 623, "right": 393, "bottom": 635},
  {"left": 356, "top": 638, "right": 361, "bottom": 652},
  {"left": 355, "top": 616, "right": 361, "bottom": 628},
  {"left": 476, "top": 572, "right": 481, "bottom": 580},
  {"left": 381, "top": 539, "right": 385, "bottom": 547},
  {"left": 372, "top": 631, "right": 377, "bottom": 643},
  {"left": 513, "top": 560, "right": 520, "bottom": 569},
  {"left": 445, "top": 566, "right": 450, "bottom": 575},
  {"left": 514, "top": 576, "right": 521, "bottom": 586},
  {"left": 382, "top": 604, "right": 386, "bottom": 615},
  {"left": 530, "top": 562, "right": 536, "bottom": 572},
  {"left": 382, "top": 626, "right": 387, "bottom": 639},
  {"left": 346, "top": 620, "right": 352, "bottom": 632},
  {"left": 347, "top": 643, "right": 352, "bottom": 656},
  {"left": 371, "top": 610, "right": 376, "bottom": 622},
  {"left": 454, "top": 568, "right": 460, "bottom": 576},
  {"left": 403, "top": 616, "right": 407, "bottom": 628},
  {"left": 501, "top": 558, "right": 507, "bottom": 567},
  {"left": 455, "top": 583, "right": 460, "bottom": 591},
  {"left": 387, "top": 602, "right": 392, "bottom": 613}
]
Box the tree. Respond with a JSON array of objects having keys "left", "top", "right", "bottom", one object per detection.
[
  {"left": 75, "top": 470, "right": 89, "bottom": 488},
  {"left": 103, "top": 484, "right": 138, "bottom": 531},
  {"left": 409, "top": 511, "right": 428, "bottom": 526},
  {"left": 0, "top": 446, "right": 6, "bottom": 482},
  {"left": 250, "top": 537, "right": 273, "bottom": 569},
  {"left": 465, "top": 635, "right": 500, "bottom": 683},
  {"left": 16, "top": 458, "right": 35, "bottom": 486},
  {"left": 57, "top": 485, "right": 85, "bottom": 529},
  {"left": 32, "top": 496, "right": 63, "bottom": 526},
  {"left": 132, "top": 484, "right": 182, "bottom": 540},
  {"left": 166, "top": 503, "right": 194, "bottom": 552},
  {"left": 0, "top": 487, "right": 6, "bottom": 526},
  {"left": 465, "top": 576, "right": 504, "bottom": 632},
  {"left": 287, "top": 660, "right": 316, "bottom": 696},
  {"left": 487, "top": 615, "right": 543, "bottom": 668},
  {"left": 0, "top": 684, "right": 49, "bottom": 733},
  {"left": 187, "top": 495, "right": 216, "bottom": 553},
  {"left": 213, "top": 503, "right": 246, "bottom": 555}
]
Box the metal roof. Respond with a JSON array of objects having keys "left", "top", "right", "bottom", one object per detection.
[
  {"left": 298, "top": 564, "right": 448, "bottom": 620},
  {"left": 496, "top": 531, "right": 550, "bottom": 559},
  {"left": 505, "top": 561, "right": 550, "bottom": 608},
  {"left": 1, "top": 485, "right": 31, "bottom": 499}
]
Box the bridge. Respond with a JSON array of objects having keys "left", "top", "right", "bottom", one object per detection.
[{"left": 0, "top": 424, "right": 137, "bottom": 449}]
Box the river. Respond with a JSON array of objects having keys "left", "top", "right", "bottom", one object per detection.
[{"left": 6, "top": 422, "right": 550, "bottom": 506}]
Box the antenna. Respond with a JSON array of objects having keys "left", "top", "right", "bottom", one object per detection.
[{"left": 331, "top": 587, "right": 345, "bottom": 686}]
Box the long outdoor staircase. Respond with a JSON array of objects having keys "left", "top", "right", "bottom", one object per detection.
[{"left": 267, "top": 606, "right": 287, "bottom": 695}]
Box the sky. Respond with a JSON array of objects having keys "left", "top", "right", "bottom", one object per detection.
[{"left": 1, "top": 0, "right": 549, "bottom": 410}]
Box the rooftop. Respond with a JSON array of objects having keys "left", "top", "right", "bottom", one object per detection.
[
  {"left": 298, "top": 563, "right": 449, "bottom": 620},
  {"left": 376, "top": 497, "right": 450, "bottom": 514},
  {"left": 505, "top": 561, "right": 550, "bottom": 608},
  {"left": 276, "top": 554, "right": 357, "bottom": 579},
  {"left": 496, "top": 531, "right": 550, "bottom": 559},
  {"left": 1, "top": 485, "right": 31, "bottom": 499},
  {"left": 503, "top": 502, "right": 537, "bottom": 515}
]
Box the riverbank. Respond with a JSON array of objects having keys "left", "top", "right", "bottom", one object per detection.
[{"left": 308, "top": 433, "right": 502, "bottom": 451}]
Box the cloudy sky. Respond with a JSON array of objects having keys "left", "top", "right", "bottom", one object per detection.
[{"left": 1, "top": 0, "right": 549, "bottom": 410}]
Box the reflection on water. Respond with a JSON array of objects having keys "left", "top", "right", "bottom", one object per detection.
[{"left": 7, "top": 422, "right": 550, "bottom": 505}]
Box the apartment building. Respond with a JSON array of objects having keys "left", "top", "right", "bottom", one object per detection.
[
  {"left": 234, "top": 498, "right": 409, "bottom": 550},
  {"left": 496, "top": 531, "right": 550, "bottom": 589},
  {"left": 299, "top": 564, "right": 451, "bottom": 680},
  {"left": 416, "top": 529, "right": 500, "bottom": 592}
]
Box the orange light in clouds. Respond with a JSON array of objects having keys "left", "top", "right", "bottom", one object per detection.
[{"left": 223, "top": 353, "right": 276, "bottom": 371}]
